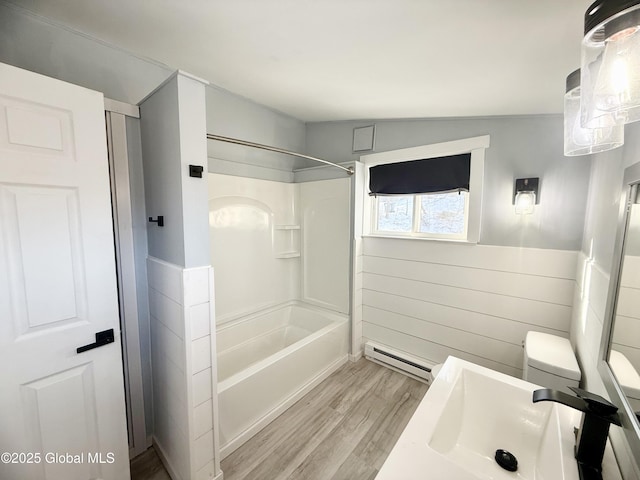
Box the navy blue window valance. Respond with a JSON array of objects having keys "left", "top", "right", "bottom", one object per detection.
[{"left": 369, "top": 153, "right": 471, "bottom": 196}]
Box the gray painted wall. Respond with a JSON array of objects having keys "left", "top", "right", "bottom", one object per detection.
[
  {"left": 178, "top": 74, "right": 211, "bottom": 268},
  {"left": 139, "top": 76, "right": 186, "bottom": 266},
  {"left": 0, "top": 2, "right": 307, "bottom": 182},
  {"left": 305, "top": 117, "right": 591, "bottom": 250},
  {"left": 139, "top": 73, "right": 211, "bottom": 269},
  {"left": 206, "top": 85, "right": 307, "bottom": 182},
  {"left": 0, "top": 2, "right": 171, "bottom": 104},
  {"left": 579, "top": 122, "right": 640, "bottom": 269},
  {"left": 581, "top": 147, "right": 626, "bottom": 273}
]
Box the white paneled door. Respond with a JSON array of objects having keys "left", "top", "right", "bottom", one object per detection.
[{"left": 0, "top": 63, "right": 130, "bottom": 479}]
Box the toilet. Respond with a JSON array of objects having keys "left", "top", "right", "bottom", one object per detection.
[
  {"left": 523, "top": 331, "right": 581, "bottom": 394},
  {"left": 609, "top": 350, "right": 640, "bottom": 412}
]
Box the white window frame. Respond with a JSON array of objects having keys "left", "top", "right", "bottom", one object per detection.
[{"left": 361, "top": 135, "right": 489, "bottom": 243}]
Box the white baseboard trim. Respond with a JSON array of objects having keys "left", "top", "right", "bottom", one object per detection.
[
  {"left": 152, "top": 437, "right": 181, "bottom": 480},
  {"left": 129, "top": 434, "right": 154, "bottom": 460},
  {"left": 220, "top": 354, "right": 349, "bottom": 459}
]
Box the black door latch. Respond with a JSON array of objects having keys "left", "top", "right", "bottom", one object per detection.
[{"left": 76, "top": 329, "right": 115, "bottom": 354}]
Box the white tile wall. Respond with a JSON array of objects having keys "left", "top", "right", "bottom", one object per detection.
[
  {"left": 358, "top": 238, "right": 577, "bottom": 377},
  {"left": 147, "top": 257, "right": 220, "bottom": 480},
  {"left": 192, "top": 368, "right": 213, "bottom": 407},
  {"left": 190, "top": 303, "right": 211, "bottom": 340},
  {"left": 192, "top": 337, "right": 212, "bottom": 374},
  {"left": 194, "top": 400, "right": 214, "bottom": 439},
  {"left": 208, "top": 174, "right": 299, "bottom": 323},
  {"left": 300, "top": 178, "right": 351, "bottom": 314}
]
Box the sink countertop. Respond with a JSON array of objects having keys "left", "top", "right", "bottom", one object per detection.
[{"left": 376, "top": 356, "right": 623, "bottom": 480}]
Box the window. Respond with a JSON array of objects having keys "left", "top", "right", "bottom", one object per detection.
[
  {"left": 376, "top": 192, "right": 469, "bottom": 239},
  {"left": 361, "top": 135, "right": 489, "bottom": 243}
]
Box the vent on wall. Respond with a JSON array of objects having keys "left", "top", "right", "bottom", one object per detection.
[{"left": 364, "top": 342, "right": 433, "bottom": 384}]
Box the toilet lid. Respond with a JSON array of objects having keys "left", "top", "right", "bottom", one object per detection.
[
  {"left": 525, "top": 332, "right": 581, "bottom": 381},
  {"left": 609, "top": 350, "right": 640, "bottom": 400}
]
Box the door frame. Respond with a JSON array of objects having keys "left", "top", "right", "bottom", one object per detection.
[{"left": 104, "top": 98, "right": 149, "bottom": 459}]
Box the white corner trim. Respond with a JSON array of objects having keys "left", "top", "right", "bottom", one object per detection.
[
  {"left": 138, "top": 69, "right": 210, "bottom": 105},
  {"left": 104, "top": 97, "right": 140, "bottom": 118},
  {"left": 176, "top": 69, "right": 210, "bottom": 86}
]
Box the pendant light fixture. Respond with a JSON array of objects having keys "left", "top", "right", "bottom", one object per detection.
[
  {"left": 581, "top": 0, "right": 640, "bottom": 127},
  {"left": 565, "top": 68, "right": 624, "bottom": 156}
]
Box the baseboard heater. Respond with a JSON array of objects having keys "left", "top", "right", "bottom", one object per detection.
[{"left": 364, "top": 342, "right": 433, "bottom": 384}]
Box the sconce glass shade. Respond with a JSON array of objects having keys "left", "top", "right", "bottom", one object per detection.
[
  {"left": 515, "top": 191, "right": 536, "bottom": 215},
  {"left": 581, "top": 1, "right": 640, "bottom": 127},
  {"left": 565, "top": 69, "right": 624, "bottom": 156}
]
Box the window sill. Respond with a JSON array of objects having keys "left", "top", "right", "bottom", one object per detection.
[{"left": 362, "top": 233, "right": 478, "bottom": 245}]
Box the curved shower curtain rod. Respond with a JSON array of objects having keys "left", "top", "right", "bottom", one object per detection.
[{"left": 206, "top": 133, "right": 355, "bottom": 175}]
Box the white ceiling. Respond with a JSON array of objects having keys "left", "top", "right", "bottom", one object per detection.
[{"left": 10, "top": 0, "right": 592, "bottom": 122}]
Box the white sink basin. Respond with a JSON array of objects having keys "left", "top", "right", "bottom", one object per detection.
[{"left": 376, "top": 357, "right": 582, "bottom": 480}]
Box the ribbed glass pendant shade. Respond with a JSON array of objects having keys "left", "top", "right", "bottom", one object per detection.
[
  {"left": 581, "top": 0, "right": 640, "bottom": 127},
  {"left": 565, "top": 69, "right": 624, "bottom": 156}
]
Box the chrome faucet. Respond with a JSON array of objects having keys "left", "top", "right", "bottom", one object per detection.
[{"left": 533, "top": 387, "right": 621, "bottom": 480}]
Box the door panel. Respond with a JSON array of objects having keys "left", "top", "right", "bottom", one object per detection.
[
  {"left": 0, "top": 63, "right": 130, "bottom": 480},
  {"left": 1, "top": 184, "right": 84, "bottom": 332},
  {"left": 21, "top": 364, "right": 101, "bottom": 479}
]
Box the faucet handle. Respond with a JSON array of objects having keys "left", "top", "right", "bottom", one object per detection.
[{"left": 568, "top": 386, "right": 618, "bottom": 417}]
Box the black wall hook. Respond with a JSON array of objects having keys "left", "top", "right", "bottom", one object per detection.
[
  {"left": 149, "top": 216, "right": 164, "bottom": 227},
  {"left": 189, "top": 164, "right": 204, "bottom": 178}
]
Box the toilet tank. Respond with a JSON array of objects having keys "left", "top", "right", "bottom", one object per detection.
[
  {"left": 523, "top": 332, "right": 581, "bottom": 395},
  {"left": 609, "top": 350, "right": 640, "bottom": 412}
]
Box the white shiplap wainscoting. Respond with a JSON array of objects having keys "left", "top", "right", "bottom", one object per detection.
[
  {"left": 614, "top": 255, "right": 640, "bottom": 369},
  {"left": 147, "top": 257, "right": 221, "bottom": 480},
  {"left": 361, "top": 237, "right": 578, "bottom": 378}
]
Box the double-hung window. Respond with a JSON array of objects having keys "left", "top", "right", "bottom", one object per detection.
[{"left": 362, "top": 136, "right": 489, "bottom": 243}]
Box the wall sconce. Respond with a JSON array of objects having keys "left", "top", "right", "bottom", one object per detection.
[
  {"left": 513, "top": 178, "right": 539, "bottom": 215},
  {"left": 581, "top": 0, "right": 640, "bottom": 127},
  {"left": 565, "top": 68, "right": 624, "bottom": 156}
]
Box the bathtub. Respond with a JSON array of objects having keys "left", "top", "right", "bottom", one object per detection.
[{"left": 216, "top": 302, "right": 349, "bottom": 457}]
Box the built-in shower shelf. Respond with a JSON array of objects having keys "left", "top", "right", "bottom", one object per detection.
[
  {"left": 274, "top": 224, "right": 300, "bottom": 258},
  {"left": 275, "top": 251, "right": 301, "bottom": 259}
]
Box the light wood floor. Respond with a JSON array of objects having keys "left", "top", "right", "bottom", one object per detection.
[
  {"left": 130, "top": 446, "right": 170, "bottom": 480},
  {"left": 131, "top": 358, "right": 429, "bottom": 480}
]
